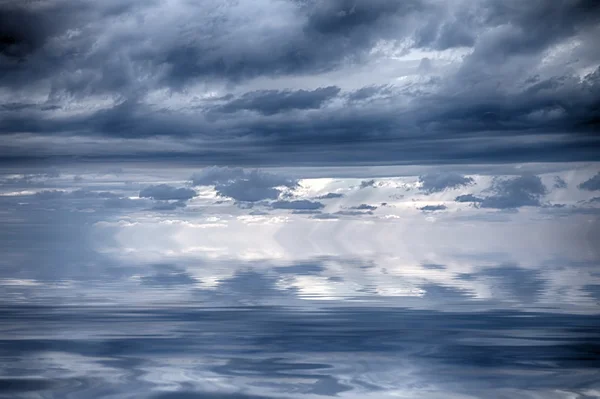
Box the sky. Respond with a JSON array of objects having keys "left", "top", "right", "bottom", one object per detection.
[
  {"left": 1, "top": 0, "right": 599, "bottom": 165},
  {"left": 1, "top": 1, "right": 600, "bottom": 399}
]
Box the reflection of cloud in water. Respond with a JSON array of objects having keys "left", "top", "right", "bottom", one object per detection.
[
  {"left": 89, "top": 213, "right": 600, "bottom": 311},
  {"left": 1, "top": 306, "right": 599, "bottom": 398},
  {"left": 1, "top": 165, "right": 600, "bottom": 398}
]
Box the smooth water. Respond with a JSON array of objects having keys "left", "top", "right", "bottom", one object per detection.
[
  {"left": 1, "top": 305, "right": 599, "bottom": 398},
  {"left": 1, "top": 167, "right": 599, "bottom": 398}
]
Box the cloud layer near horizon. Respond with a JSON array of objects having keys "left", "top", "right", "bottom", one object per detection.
[{"left": 0, "top": 164, "right": 599, "bottom": 310}]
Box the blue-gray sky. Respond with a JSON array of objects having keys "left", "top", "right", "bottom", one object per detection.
[{"left": 1, "top": 0, "right": 599, "bottom": 166}]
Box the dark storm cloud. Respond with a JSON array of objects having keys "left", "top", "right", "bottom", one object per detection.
[
  {"left": 419, "top": 173, "right": 474, "bottom": 193},
  {"left": 1, "top": 0, "right": 600, "bottom": 165},
  {"left": 346, "top": 85, "right": 392, "bottom": 102},
  {"left": 479, "top": 175, "right": 548, "bottom": 209},
  {"left": 5, "top": 69, "right": 599, "bottom": 164},
  {"left": 13, "top": 0, "right": 597, "bottom": 94},
  {"left": 191, "top": 168, "right": 298, "bottom": 202},
  {"left": 271, "top": 200, "right": 324, "bottom": 210},
  {"left": 434, "top": 67, "right": 600, "bottom": 134},
  {"left": 215, "top": 180, "right": 283, "bottom": 202},
  {"left": 191, "top": 167, "right": 296, "bottom": 188},
  {"left": 467, "top": 0, "right": 600, "bottom": 60},
  {"left": 0, "top": 0, "right": 153, "bottom": 93},
  {"left": 414, "top": 0, "right": 600, "bottom": 57},
  {"left": 139, "top": 184, "right": 197, "bottom": 201},
  {"left": 359, "top": 180, "right": 376, "bottom": 189},
  {"left": 159, "top": 0, "right": 428, "bottom": 87},
  {"left": 413, "top": 12, "right": 474, "bottom": 51},
  {"left": 0, "top": 2, "right": 73, "bottom": 60},
  {"left": 578, "top": 172, "right": 600, "bottom": 191},
  {"left": 4, "top": 0, "right": 594, "bottom": 90},
  {"left": 216, "top": 87, "right": 341, "bottom": 115},
  {"left": 304, "top": 0, "right": 423, "bottom": 35}
]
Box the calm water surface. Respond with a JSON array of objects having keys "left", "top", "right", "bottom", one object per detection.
[{"left": 1, "top": 167, "right": 599, "bottom": 398}]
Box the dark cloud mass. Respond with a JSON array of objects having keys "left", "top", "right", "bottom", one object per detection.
[
  {"left": 216, "top": 87, "right": 341, "bottom": 115},
  {"left": 359, "top": 180, "right": 377, "bottom": 189},
  {"left": 0, "top": 2, "right": 72, "bottom": 60},
  {"left": 419, "top": 173, "right": 475, "bottom": 193},
  {"left": 139, "top": 184, "right": 197, "bottom": 201},
  {"left": 479, "top": 175, "right": 548, "bottom": 209},
  {"left": 346, "top": 85, "right": 392, "bottom": 101},
  {"left": 191, "top": 167, "right": 298, "bottom": 202},
  {"left": 578, "top": 172, "right": 600, "bottom": 191},
  {"left": 0, "top": 0, "right": 599, "bottom": 165}
]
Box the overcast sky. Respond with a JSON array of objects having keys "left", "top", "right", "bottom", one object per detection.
[
  {"left": 1, "top": 1, "right": 600, "bottom": 398},
  {"left": 1, "top": 0, "right": 599, "bottom": 165}
]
